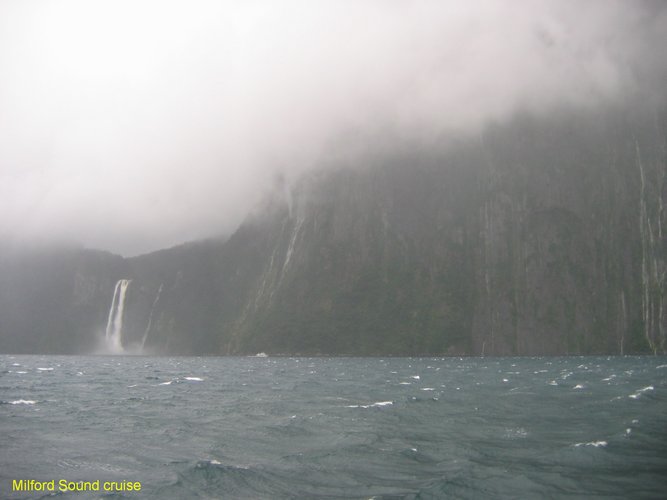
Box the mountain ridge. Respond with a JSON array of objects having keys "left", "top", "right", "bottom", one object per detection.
[{"left": 1, "top": 103, "right": 665, "bottom": 355}]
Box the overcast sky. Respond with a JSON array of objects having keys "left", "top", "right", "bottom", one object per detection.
[{"left": 0, "top": 0, "right": 665, "bottom": 256}]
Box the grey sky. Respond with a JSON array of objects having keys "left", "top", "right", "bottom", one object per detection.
[{"left": 0, "top": 0, "right": 664, "bottom": 256}]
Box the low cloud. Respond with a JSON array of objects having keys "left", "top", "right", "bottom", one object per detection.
[{"left": 0, "top": 0, "right": 664, "bottom": 255}]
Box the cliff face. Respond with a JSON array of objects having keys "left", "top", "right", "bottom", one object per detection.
[
  {"left": 1, "top": 104, "right": 665, "bottom": 356},
  {"left": 0, "top": 246, "right": 126, "bottom": 353},
  {"left": 207, "top": 105, "right": 666, "bottom": 356},
  {"left": 467, "top": 107, "right": 665, "bottom": 356}
]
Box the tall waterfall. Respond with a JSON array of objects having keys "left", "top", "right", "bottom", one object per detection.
[
  {"left": 105, "top": 279, "right": 131, "bottom": 353},
  {"left": 141, "top": 283, "right": 163, "bottom": 351}
]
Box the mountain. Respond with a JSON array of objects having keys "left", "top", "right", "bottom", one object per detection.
[
  {"left": 0, "top": 244, "right": 125, "bottom": 353},
  {"left": 1, "top": 103, "right": 665, "bottom": 356}
]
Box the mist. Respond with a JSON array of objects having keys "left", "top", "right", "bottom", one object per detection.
[{"left": 0, "top": 0, "right": 665, "bottom": 256}]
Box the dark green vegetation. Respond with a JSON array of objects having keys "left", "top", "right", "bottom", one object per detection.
[{"left": 1, "top": 104, "right": 665, "bottom": 355}]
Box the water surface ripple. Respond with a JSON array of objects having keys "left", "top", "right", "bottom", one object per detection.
[{"left": 1, "top": 355, "right": 666, "bottom": 499}]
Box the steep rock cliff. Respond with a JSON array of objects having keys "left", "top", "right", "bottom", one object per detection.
[{"left": 1, "top": 103, "right": 665, "bottom": 355}]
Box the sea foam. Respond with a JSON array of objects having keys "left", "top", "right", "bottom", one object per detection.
[
  {"left": 574, "top": 441, "right": 607, "bottom": 448},
  {"left": 347, "top": 401, "right": 393, "bottom": 409}
]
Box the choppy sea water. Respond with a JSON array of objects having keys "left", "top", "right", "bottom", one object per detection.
[{"left": 1, "top": 355, "right": 666, "bottom": 499}]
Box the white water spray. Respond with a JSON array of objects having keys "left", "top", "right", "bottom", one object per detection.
[{"left": 105, "top": 279, "right": 131, "bottom": 353}]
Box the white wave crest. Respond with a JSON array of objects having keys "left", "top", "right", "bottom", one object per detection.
[
  {"left": 629, "top": 386, "right": 654, "bottom": 399},
  {"left": 347, "top": 401, "right": 393, "bottom": 409},
  {"left": 574, "top": 440, "right": 607, "bottom": 448}
]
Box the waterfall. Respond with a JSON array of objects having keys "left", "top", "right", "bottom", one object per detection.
[
  {"left": 105, "top": 279, "right": 131, "bottom": 353},
  {"left": 141, "top": 284, "right": 163, "bottom": 351},
  {"left": 281, "top": 214, "right": 304, "bottom": 276}
]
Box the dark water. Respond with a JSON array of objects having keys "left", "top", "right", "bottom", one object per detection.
[{"left": 1, "top": 355, "right": 666, "bottom": 499}]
